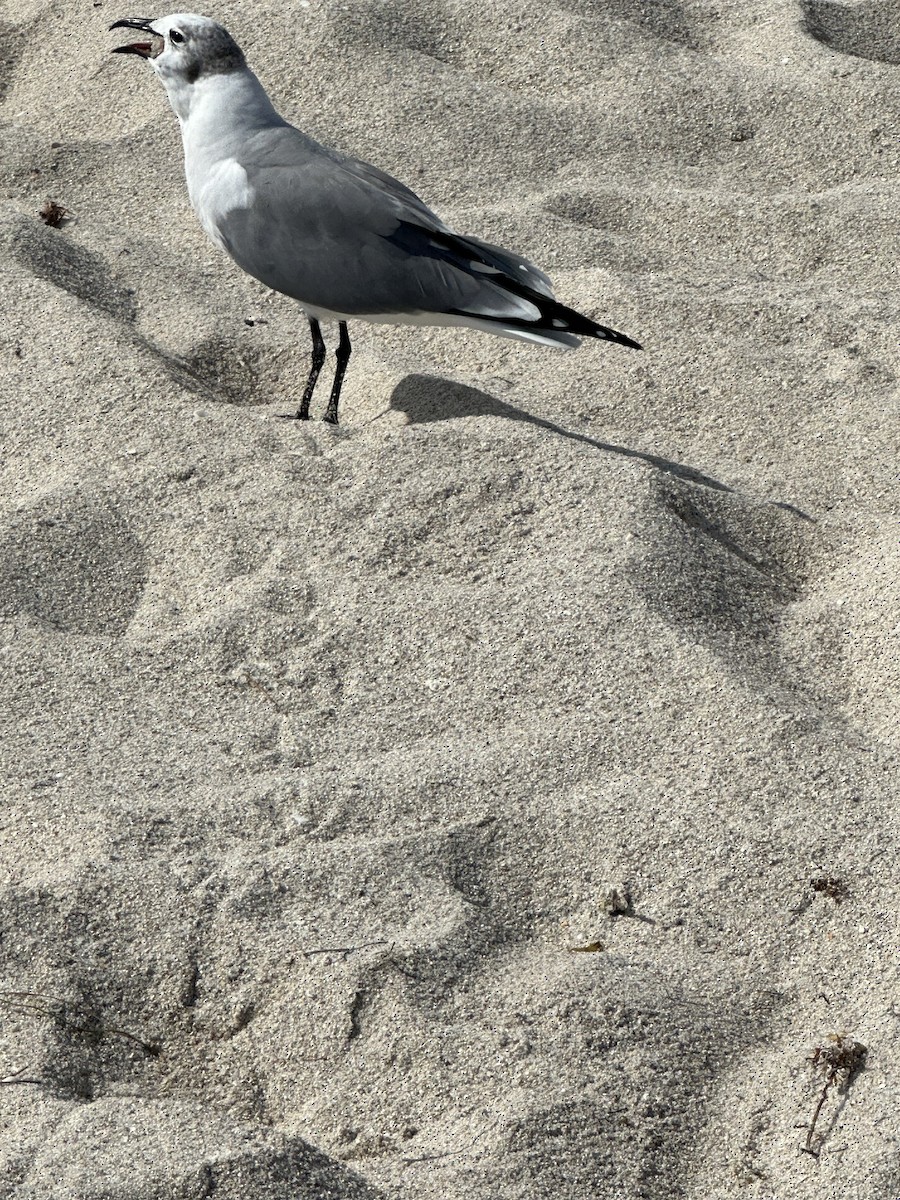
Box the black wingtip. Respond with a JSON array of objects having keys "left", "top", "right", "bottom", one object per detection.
[
  {"left": 508, "top": 289, "right": 642, "bottom": 351},
  {"left": 560, "top": 310, "right": 641, "bottom": 350},
  {"left": 602, "top": 327, "right": 642, "bottom": 351}
]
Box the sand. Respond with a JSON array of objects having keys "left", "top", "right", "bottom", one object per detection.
[{"left": 0, "top": 1, "right": 898, "bottom": 1196}]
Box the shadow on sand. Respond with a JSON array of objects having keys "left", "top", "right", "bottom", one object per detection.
[
  {"left": 389, "top": 373, "right": 734, "bottom": 489},
  {"left": 388, "top": 374, "right": 813, "bottom": 520}
]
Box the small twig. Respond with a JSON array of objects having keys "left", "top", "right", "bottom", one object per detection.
[
  {"left": 302, "top": 940, "right": 389, "bottom": 961},
  {"left": 0, "top": 1064, "right": 43, "bottom": 1086},
  {"left": 89, "top": 1023, "right": 161, "bottom": 1056},
  {"left": 0, "top": 990, "right": 160, "bottom": 1056},
  {"left": 402, "top": 1120, "right": 498, "bottom": 1166},
  {"left": 802, "top": 1074, "right": 836, "bottom": 1156},
  {"left": 802, "top": 1033, "right": 866, "bottom": 1156},
  {"left": 0, "top": 989, "right": 65, "bottom": 1013}
]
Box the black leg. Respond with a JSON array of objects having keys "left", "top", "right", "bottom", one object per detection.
[
  {"left": 295, "top": 317, "right": 326, "bottom": 420},
  {"left": 323, "top": 321, "right": 351, "bottom": 425}
]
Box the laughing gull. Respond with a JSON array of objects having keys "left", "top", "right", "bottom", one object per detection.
[{"left": 111, "top": 13, "right": 641, "bottom": 424}]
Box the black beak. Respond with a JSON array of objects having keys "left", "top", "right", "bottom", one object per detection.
[{"left": 109, "top": 17, "right": 159, "bottom": 57}]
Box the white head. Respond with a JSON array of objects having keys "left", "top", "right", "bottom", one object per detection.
[{"left": 110, "top": 13, "right": 246, "bottom": 118}]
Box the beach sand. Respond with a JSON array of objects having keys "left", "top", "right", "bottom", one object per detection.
[{"left": 0, "top": 1, "right": 898, "bottom": 1196}]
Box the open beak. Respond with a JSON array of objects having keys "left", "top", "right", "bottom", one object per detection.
[{"left": 109, "top": 17, "right": 161, "bottom": 58}]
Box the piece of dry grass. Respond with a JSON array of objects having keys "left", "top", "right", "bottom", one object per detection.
[{"left": 802, "top": 1032, "right": 867, "bottom": 1156}]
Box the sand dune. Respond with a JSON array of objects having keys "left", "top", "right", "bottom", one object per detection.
[{"left": 1, "top": 1, "right": 898, "bottom": 1197}]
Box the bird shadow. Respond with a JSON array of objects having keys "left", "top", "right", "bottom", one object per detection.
[
  {"left": 387, "top": 374, "right": 740, "bottom": 497},
  {"left": 388, "top": 374, "right": 814, "bottom": 519}
]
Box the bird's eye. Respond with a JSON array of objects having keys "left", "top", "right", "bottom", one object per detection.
[{"left": 170, "top": 29, "right": 185, "bottom": 44}]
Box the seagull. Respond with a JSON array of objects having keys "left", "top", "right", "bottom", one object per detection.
[{"left": 110, "top": 13, "right": 641, "bottom": 424}]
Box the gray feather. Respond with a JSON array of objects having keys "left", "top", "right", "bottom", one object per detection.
[{"left": 217, "top": 126, "right": 548, "bottom": 321}]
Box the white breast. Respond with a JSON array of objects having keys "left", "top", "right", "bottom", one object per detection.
[{"left": 188, "top": 157, "right": 254, "bottom": 251}]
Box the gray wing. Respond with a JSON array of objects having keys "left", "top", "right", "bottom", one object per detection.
[{"left": 217, "top": 125, "right": 554, "bottom": 319}]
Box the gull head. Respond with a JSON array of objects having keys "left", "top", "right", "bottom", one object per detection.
[{"left": 110, "top": 13, "right": 244, "bottom": 82}]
